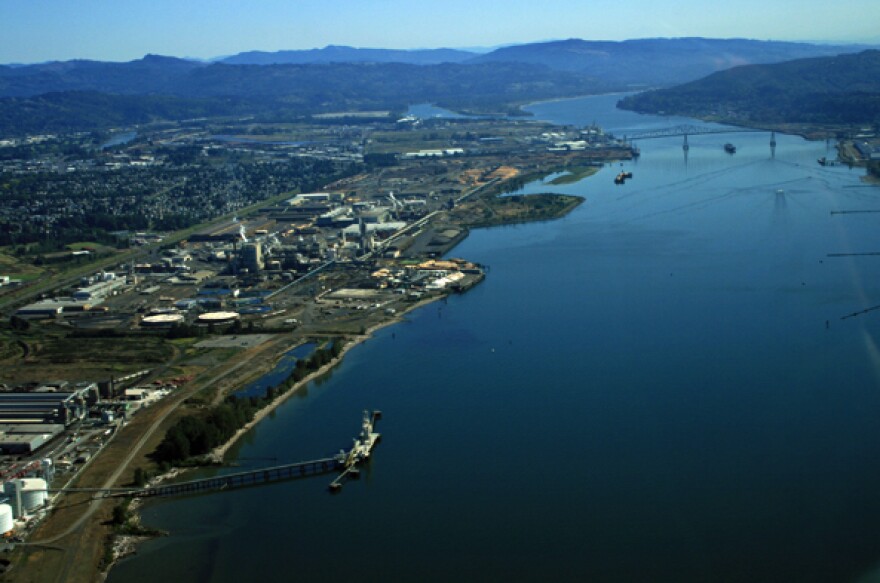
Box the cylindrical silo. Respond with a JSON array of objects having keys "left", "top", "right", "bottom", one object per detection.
[
  {"left": 0, "top": 504, "right": 13, "bottom": 534},
  {"left": 3, "top": 482, "right": 20, "bottom": 518},
  {"left": 20, "top": 478, "right": 48, "bottom": 512},
  {"left": 41, "top": 458, "right": 54, "bottom": 483}
]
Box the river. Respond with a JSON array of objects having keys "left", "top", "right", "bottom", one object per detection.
[{"left": 108, "top": 95, "right": 880, "bottom": 583}]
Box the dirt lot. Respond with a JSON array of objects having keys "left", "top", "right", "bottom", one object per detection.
[{"left": 0, "top": 329, "right": 176, "bottom": 384}]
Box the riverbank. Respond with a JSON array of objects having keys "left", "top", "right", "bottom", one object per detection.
[
  {"left": 104, "top": 91, "right": 880, "bottom": 583},
  {"left": 207, "top": 295, "right": 441, "bottom": 462},
  {"left": 100, "top": 294, "right": 443, "bottom": 577}
]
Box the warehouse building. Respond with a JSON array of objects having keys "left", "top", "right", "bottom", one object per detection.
[
  {"left": 0, "top": 390, "right": 88, "bottom": 426},
  {"left": 0, "top": 424, "right": 64, "bottom": 454}
]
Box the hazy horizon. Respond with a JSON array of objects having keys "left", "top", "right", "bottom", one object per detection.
[
  {"left": 3, "top": 0, "right": 879, "bottom": 64},
  {"left": 2, "top": 36, "right": 879, "bottom": 67}
]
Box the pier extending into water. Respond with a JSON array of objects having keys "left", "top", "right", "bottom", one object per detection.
[
  {"left": 52, "top": 411, "right": 382, "bottom": 500},
  {"left": 133, "top": 457, "right": 343, "bottom": 498}
]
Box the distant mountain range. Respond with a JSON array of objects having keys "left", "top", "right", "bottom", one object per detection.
[
  {"left": 618, "top": 50, "right": 880, "bottom": 125},
  {"left": 0, "top": 54, "right": 201, "bottom": 98},
  {"left": 3, "top": 38, "right": 874, "bottom": 99},
  {"left": 218, "top": 45, "right": 476, "bottom": 66},
  {"left": 0, "top": 38, "right": 877, "bottom": 135},
  {"left": 217, "top": 38, "right": 876, "bottom": 86},
  {"left": 467, "top": 38, "right": 875, "bottom": 87},
  {"left": 0, "top": 62, "right": 606, "bottom": 135}
]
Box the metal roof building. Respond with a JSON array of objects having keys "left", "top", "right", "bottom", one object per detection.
[
  {"left": 0, "top": 424, "right": 63, "bottom": 454},
  {"left": 0, "top": 392, "right": 87, "bottom": 426}
]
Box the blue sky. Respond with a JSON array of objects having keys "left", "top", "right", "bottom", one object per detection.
[{"left": 3, "top": 0, "right": 879, "bottom": 63}]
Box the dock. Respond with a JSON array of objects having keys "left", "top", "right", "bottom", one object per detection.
[
  {"left": 133, "top": 457, "right": 342, "bottom": 498},
  {"left": 328, "top": 410, "right": 381, "bottom": 492},
  {"left": 54, "top": 410, "right": 383, "bottom": 500}
]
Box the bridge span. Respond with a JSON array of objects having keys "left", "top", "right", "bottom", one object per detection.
[{"left": 620, "top": 124, "right": 768, "bottom": 141}]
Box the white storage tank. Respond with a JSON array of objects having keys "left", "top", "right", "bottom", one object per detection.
[
  {"left": 0, "top": 504, "right": 13, "bottom": 534},
  {"left": 21, "top": 478, "right": 48, "bottom": 513},
  {"left": 4, "top": 479, "right": 48, "bottom": 517},
  {"left": 197, "top": 311, "right": 240, "bottom": 324}
]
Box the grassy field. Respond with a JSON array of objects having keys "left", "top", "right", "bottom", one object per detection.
[
  {"left": 0, "top": 327, "right": 176, "bottom": 383},
  {"left": 548, "top": 165, "right": 600, "bottom": 185},
  {"left": 0, "top": 249, "right": 45, "bottom": 280},
  {"left": 451, "top": 192, "right": 584, "bottom": 228}
]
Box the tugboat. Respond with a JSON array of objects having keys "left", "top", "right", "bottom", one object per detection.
[
  {"left": 614, "top": 171, "right": 633, "bottom": 184},
  {"left": 724, "top": 143, "right": 737, "bottom": 154}
]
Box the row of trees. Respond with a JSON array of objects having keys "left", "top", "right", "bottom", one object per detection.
[
  {"left": 152, "top": 397, "right": 260, "bottom": 464},
  {"left": 151, "top": 339, "right": 344, "bottom": 466}
]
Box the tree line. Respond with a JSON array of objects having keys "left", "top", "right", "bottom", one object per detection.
[{"left": 151, "top": 339, "right": 344, "bottom": 466}]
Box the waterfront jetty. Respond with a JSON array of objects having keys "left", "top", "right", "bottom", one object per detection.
[
  {"left": 51, "top": 411, "right": 383, "bottom": 501},
  {"left": 329, "top": 410, "right": 382, "bottom": 492}
]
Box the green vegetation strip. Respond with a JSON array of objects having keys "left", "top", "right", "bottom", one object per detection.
[{"left": 152, "top": 339, "right": 343, "bottom": 466}]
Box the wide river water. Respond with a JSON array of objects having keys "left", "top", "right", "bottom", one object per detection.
[{"left": 109, "top": 95, "right": 880, "bottom": 583}]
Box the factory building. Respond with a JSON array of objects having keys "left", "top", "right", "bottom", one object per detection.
[
  {"left": 242, "top": 243, "right": 263, "bottom": 273},
  {"left": 0, "top": 424, "right": 64, "bottom": 454},
  {"left": 0, "top": 391, "right": 88, "bottom": 426},
  {"left": 72, "top": 278, "right": 126, "bottom": 303},
  {"left": 342, "top": 222, "right": 407, "bottom": 239},
  {"left": 14, "top": 299, "right": 92, "bottom": 319}
]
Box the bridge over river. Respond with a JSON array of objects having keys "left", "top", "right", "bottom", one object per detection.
[
  {"left": 617, "top": 125, "right": 777, "bottom": 158},
  {"left": 619, "top": 124, "right": 770, "bottom": 141}
]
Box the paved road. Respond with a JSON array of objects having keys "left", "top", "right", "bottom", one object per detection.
[{"left": 26, "top": 355, "right": 256, "bottom": 583}]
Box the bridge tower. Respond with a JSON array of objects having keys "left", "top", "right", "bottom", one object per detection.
[{"left": 770, "top": 131, "right": 777, "bottom": 158}]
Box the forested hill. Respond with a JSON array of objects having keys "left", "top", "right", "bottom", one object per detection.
[
  {"left": 618, "top": 50, "right": 880, "bottom": 125},
  {"left": 0, "top": 55, "right": 203, "bottom": 98},
  {"left": 468, "top": 38, "right": 875, "bottom": 87},
  {"left": 4, "top": 38, "right": 870, "bottom": 100},
  {"left": 0, "top": 62, "right": 608, "bottom": 135},
  {"left": 0, "top": 57, "right": 603, "bottom": 102},
  {"left": 219, "top": 46, "right": 475, "bottom": 65},
  {"left": 3, "top": 38, "right": 877, "bottom": 135}
]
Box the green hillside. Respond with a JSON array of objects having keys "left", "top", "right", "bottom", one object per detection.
[{"left": 618, "top": 50, "right": 880, "bottom": 126}]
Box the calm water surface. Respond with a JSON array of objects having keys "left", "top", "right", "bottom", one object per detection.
[{"left": 109, "top": 95, "right": 880, "bottom": 583}]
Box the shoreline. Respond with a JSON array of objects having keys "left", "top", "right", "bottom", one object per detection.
[
  {"left": 207, "top": 295, "right": 441, "bottom": 461},
  {"left": 519, "top": 91, "right": 641, "bottom": 111},
  {"left": 102, "top": 295, "right": 443, "bottom": 577},
  {"left": 101, "top": 161, "right": 586, "bottom": 580}
]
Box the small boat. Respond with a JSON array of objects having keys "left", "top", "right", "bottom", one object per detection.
[
  {"left": 724, "top": 143, "right": 736, "bottom": 154},
  {"left": 614, "top": 171, "right": 633, "bottom": 185}
]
